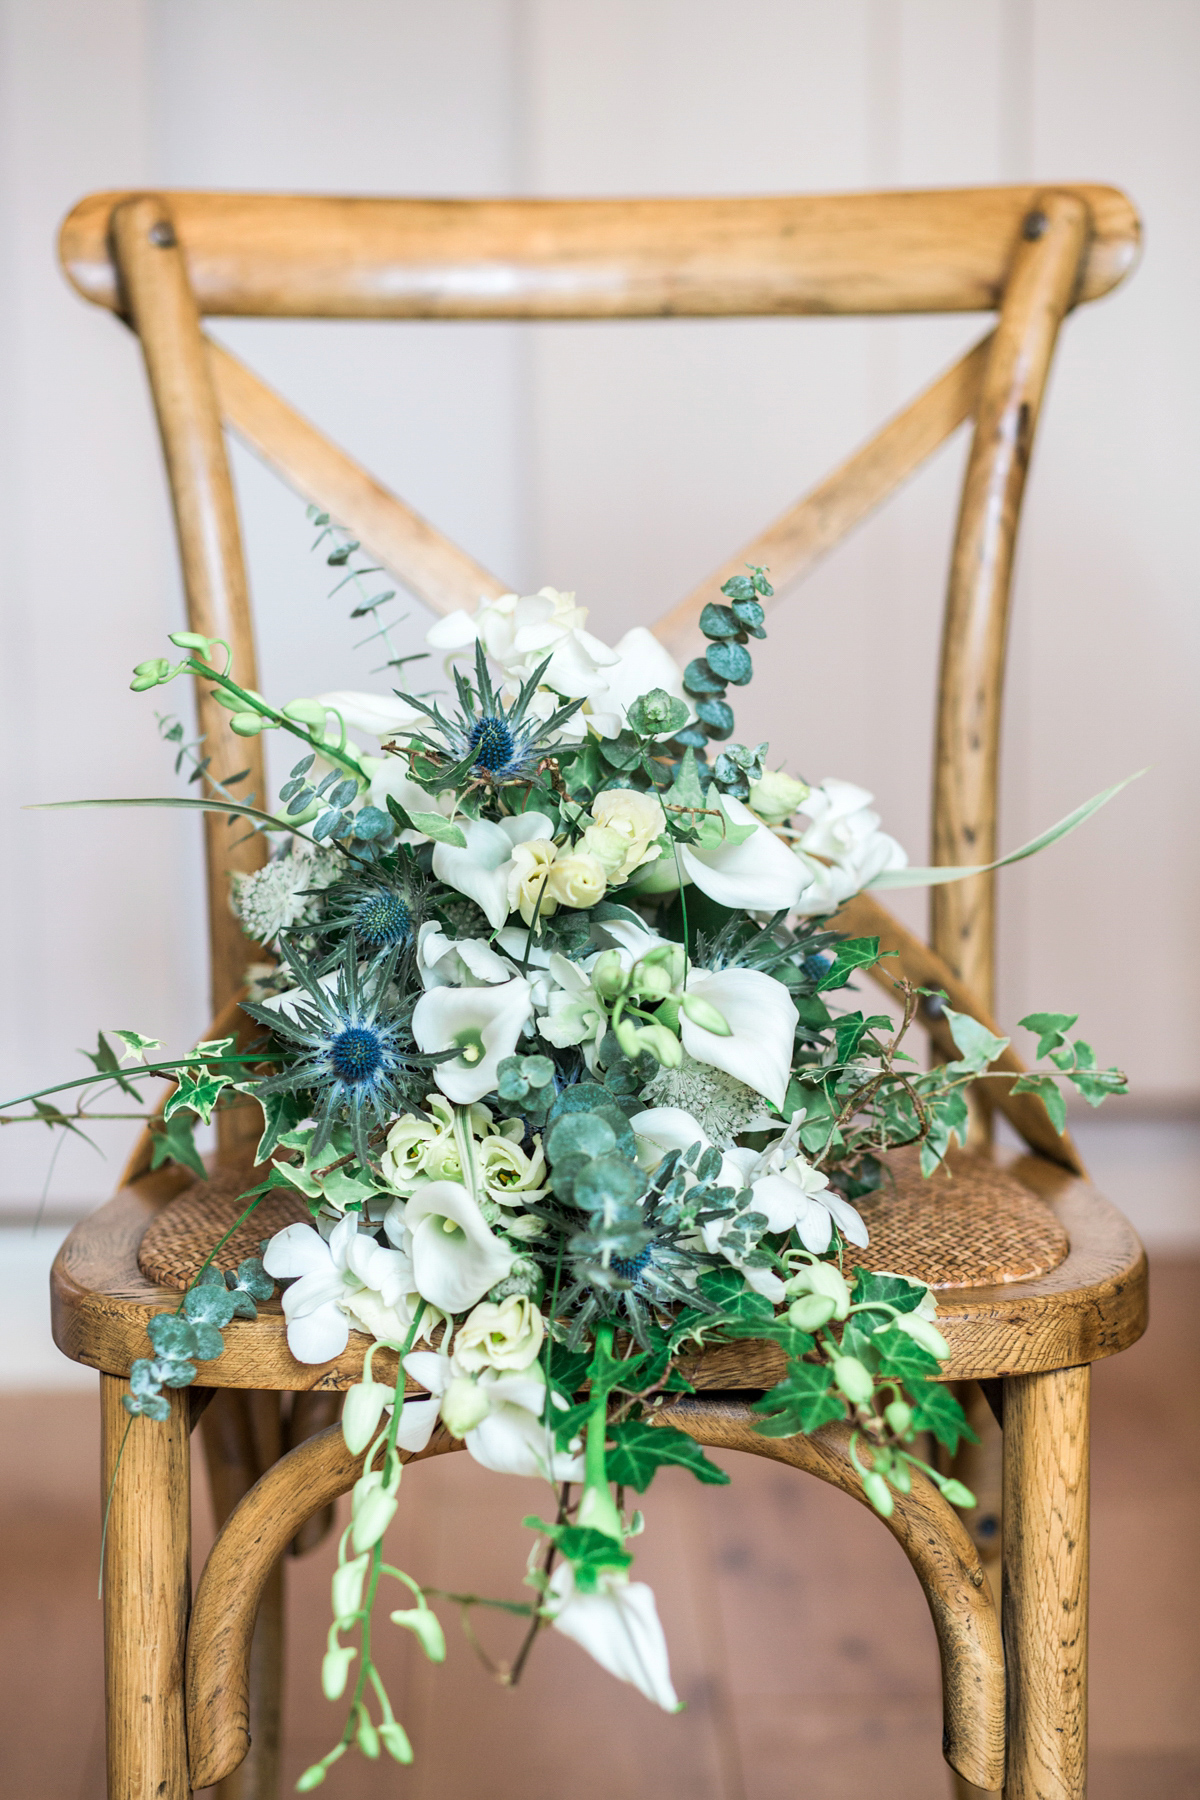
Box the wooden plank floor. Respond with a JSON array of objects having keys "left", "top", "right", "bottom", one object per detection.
[{"left": 3, "top": 1260, "right": 1196, "bottom": 1800}]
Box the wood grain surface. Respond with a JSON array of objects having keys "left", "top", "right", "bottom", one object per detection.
[{"left": 60, "top": 187, "right": 1139, "bottom": 320}]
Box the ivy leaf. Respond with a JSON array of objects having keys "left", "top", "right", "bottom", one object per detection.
[
  {"left": 1019, "top": 1011, "right": 1079, "bottom": 1060},
  {"left": 149, "top": 1110, "right": 207, "bottom": 1180},
  {"left": 1010, "top": 1072, "right": 1067, "bottom": 1134},
  {"left": 872, "top": 1324, "right": 942, "bottom": 1381},
  {"left": 606, "top": 1418, "right": 731, "bottom": 1492},
  {"left": 816, "top": 938, "right": 881, "bottom": 992},
  {"left": 164, "top": 1066, "right": 231, "bottom": 1125},
  {"left": 1069, "top": 1064, "right": 1127, "bottom": 1106},
  {"left": 80, "top": 1030, "right": 141, "bottom": 1099},
  {"left": 850, "top": 1269, "right": 930, "bottom": 1317},
  {"left": 908, "top": 1380, "right": 978, "bottom": 1453},
  {"left": 113, "top": 1030, "right": 164, "bottom": 1065},
  {"left": 943, "top": 1007, "right": 1010, "bottom": 1070},
  {"left": 753, "top": 1362, "right": 844, "bottom": 1436}
]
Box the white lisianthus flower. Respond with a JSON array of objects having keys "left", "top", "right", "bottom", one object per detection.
[
  {"left": 262, "top": 1215, "right": 423, "bottom": 1363},
  {"left": 387, "top": 1180, "right": 515, "bottom": 1313},
  {"left": 507, "top": 837, "right": 561, "bottom": 927},
  {"left": 411, "top": 976, "right": 534, "bottom": 1105},
  {"left": 725, "top": 1120, "right": 868, "bottom": 1254},
  {"left": 474, "top": 1129, "right": 548, "bottom": 1205},
  {"left": 546, "top": 1562, "right": 681, "bottom": 1712},
  {"left": 537, "top": 953, "right": 609, "bottom": 1067},
  {"left": 433, "top": 812, "right": 555, "bottom": 931},
  {"left": 545, "top": 848, "right": 608, "bottom": 910},
  {"left": 416, "top": 921, "right": 515, "bottom": 990},
  {"left": 679, "top": 965, "right": 798, "bottom": 1112},
  {"left": 588, "top": 788, "right": 667, "bottom": 883},
  {"left": 679, "top": 794, "right": 813, "bottom": 915},
  {"left": 790, "top": 779, "right": 907, "bottom": 916},
  {"left": 453, "top": 1295, "right": 544, "bottom": 1373}
]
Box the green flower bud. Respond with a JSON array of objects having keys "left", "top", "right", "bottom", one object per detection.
[
  {"left": 350, "top": 1482, "right": 398, "bottom": 1554},
  {"left": 356, "top": 1711, "right": 380, "bottom": 1759},
  {"left": 832, "top": 1355, "right": 874, "bottom": 1406},
  {"left": 883, "top": 1399, "right": 913, "bottom": 1437},
  {"left": 747, "top": 766, "right": 810, "bottom": 826},
  {"left": 862, "top": 1470, "right": 894, "bottom": 1516},
  {"left": 591, "top": 950, "right": 626, "bottom": 1001},
  {"left": 297, "top": 1764, "right": 327, "bottom": 1790},
  {"left": 680, "top": 991, "right": 732, "bottom": 1035},
  {"left": 283, "top": 697, "right": 331, "bottom": 728},
  {"left": 331, "top": 1551, "right": 370, "bottom": 1624},
  {"left": 440, "top": 1374, "right": 491, "bottom": 1438},
  {"left": 168, "top": 630, "right": 217, "bottom": 655},
  {"left": 888, "top": 1456, "right": 912, "bottom": 1494},
  {"left": 320, "top": 1643, "right": 356, "bottom": 1701},
  {"left": 895, "top": 1312, "right": 950, "bottom": 1359},
  {"left": 938, "top": 1477, "right": 976, "bottom": 1509},
  {"left": 342, "top": 1380, "right": 390, "bottom": 1455},
  {"left": 785, "top": 1262, "right": 852, "bottom": 1320},
  {"left": 391, "top": 1605, "right": 447, "bottom": 1663},
  {"left": 630, "top": 958, "right": 674, "bottom": 1002},
  {"left": 379, "top": 1721, "right": 414, "bottom": 1764},
  {"left": 787, "top": 1293, "right": 837, "bottom": 1331},
  {"left": 130, "top": 658, "right": 172, "bottom": 692},
  {"left": 639, "top": 1022, "right": 683, "bottom": 1068},
  {"left": 229, "top": 710, "right": 268, "bottom": 736}
]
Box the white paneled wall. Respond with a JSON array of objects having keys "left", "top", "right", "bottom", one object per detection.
[{"left": 2, "top": 1, "right": 1197, "bottom": 1257}]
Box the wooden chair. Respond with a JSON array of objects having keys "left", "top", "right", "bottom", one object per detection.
[{"left": 51, "top": 185, "right": 1148, "bottom": 1800}]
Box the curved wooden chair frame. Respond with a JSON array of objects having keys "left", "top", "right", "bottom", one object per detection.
[{"left": 51, "top": 182, "right": 1147, "bottom": 1800}]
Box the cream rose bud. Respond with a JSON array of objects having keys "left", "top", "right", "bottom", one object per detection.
[
  {"left": 453, "top": 1295, "right": 545, "bottom": 1373},
  {"left": 507, "top": 838, "right": 559, "bottom": 927},
  {"left": 578, "top": 823, "right": 628, "bottom": 877},
  {"left": 589, "top": 788, "right": 668, "bottom": 883},
  {"left": 748, "top": 766, "right": 811, "bottom": 826},
  {"left": 476, "top": 1132, "right": 548, "bottom": 1204},
  {"left": 546, "top": 850, "right": 608, "bottom": 910}
]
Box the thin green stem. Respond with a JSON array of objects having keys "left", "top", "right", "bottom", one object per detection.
[{"left": 97, "top": 1415, "right": 135, "bottom": 1598}]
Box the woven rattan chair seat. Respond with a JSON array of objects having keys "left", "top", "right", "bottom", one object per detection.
[{"left": 138, "top": 1144, "right": 1068, "bottom": 1296}]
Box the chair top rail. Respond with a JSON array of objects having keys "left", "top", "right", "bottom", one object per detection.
[{"left": 60, "top": 185, "right": 1139, "bottom": 321}]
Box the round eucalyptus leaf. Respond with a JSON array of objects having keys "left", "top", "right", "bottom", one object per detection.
[
  {"left": 189, "top": 1321, "right": 225, "bottom": 1361},
  {"left": 705, "top": 640, "right": 753, "bottom": 686},
  {"left": 546, "top": 1112, "right": 617, "bottom": 1163},
  {"left": 682, "top": 657, "right": 727, "bottom": 697},
  {"left": 572, "top": 1153, "right": 645, "bottom": 1213},
  {"left": 184, "top": 1282, "right": 236, "bottom": 1328},
  {"left": 235, "top": 1258, "right": 275, "bottom": 1301},
  {"left": 698, "top": 602, "right": 742, "bottom": 640},
  {"left": 146, "top": 1313, "right": 198, "bottom": 1359},
  {"left": 159, "top": 1358, "right": 198, "bottom": 1389},
  {"left": 695, "top": 697, "right": 735, "bottom": 738}
]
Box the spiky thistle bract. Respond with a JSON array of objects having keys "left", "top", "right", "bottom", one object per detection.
[{"left": 400, "top": 642, "right": 585, "bottom": 790}]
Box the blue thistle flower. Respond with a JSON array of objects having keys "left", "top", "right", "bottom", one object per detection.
[
  {"left": 316, "top": 853, "right": 424, "bottom": 968},
  {"left": 401, "top": 641, "right": 585, "bottom": 789},
  {"left": 243, "top": 940, "right": 440, "bottom": 1166}
]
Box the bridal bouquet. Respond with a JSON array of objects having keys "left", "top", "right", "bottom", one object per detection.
[{"left": 11, "top": 545, "right": 1126, "bottom": 1789}]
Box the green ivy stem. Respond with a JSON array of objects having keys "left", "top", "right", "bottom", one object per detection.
[{"left": 174, "top": 1188, "right": 269, "bottom": 1314}]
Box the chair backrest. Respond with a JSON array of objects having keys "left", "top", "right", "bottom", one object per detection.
[{"left": 60, "top": 184, "right": 1139, "bottom": 1036}]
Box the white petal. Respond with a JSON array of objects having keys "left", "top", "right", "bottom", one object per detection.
[
  {"left": 747, "top": 1171, "right": 816, "bottom": 1236},
  {"left": 497, "top": 812, "right": 555, "bottom": 849},
  {"left": 280, "top": 1268, "right": 349, "bottom": 1320},
  {"left": 313, "top": 690, "right": 423, "bottom": 738},
  {"left": 465, "top": 1403, "right": 583, "bottom": 1481},
  {"left": 425, "top": 609, "right": 484, "bottom": 651},
  {"left": 547, "top": 1565, "right": 680, "bottom": 1711},
  {"left": 284, "top": 1299, "right": 351, "bottom": 1364},
  {"left": 825, "top": 1191, "right": 870, "bottom": 1248},
  {"left": 679, "top": 795, "right": 812, "bottom": 914},
  {"left": 432, "top": 818, "right": 516, "bottom": 930},
  {"left": 392, "top": 1394, "right": 443, "bottom": 1454},
  {"left": 478, "top": 1367, "right": 547, "bottom": 1414},
  {"left": 412, "top": 977, "right": 534, "bottom": 1105},
  {"left": 404, "top": 1181, "right": 515, "bottom": 1312},
  {"left": 263, "top": 1222, "right": 334, "bottom": 1281},
  {"left": 680, "top": 967, "right": 797, "bottom": 1111},
  {"left": 403, "top": 1349, "right": 453, "bottom": 1397}
]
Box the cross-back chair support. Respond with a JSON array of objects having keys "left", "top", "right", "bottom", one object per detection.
[{"left": 56, "top": 182, "right": 1144, "bottom": 1800}]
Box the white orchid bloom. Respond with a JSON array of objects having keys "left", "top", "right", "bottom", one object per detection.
[
  {"left": 679, "top": 794, "right": 813, "bottom": 915},
  {"left": 791, "top": 779, "right": 907, "bottom": 916},
  {"left": 396, "top": 1350, "right": 584, "bottom": 1481},
  {"left": 546, "top": 1562, "right": 681, "bottom": 1711},
  {"left": 416, "top": 920, "right": 515, "bottom": 991},
  {"left": 537, "top": 952, "right": 608, "bottom": 1067},
  {"left": 411, "top": 975, "right": 534, "bottom": 1105},
  {"left": 387, "top": 1179, "right": 516, "bottom": 1314},
  {"left": 680, "top": 966, "right": 797, "bottom": 1112},
  {"left": 311, "top": 690, "right": 425, "bottom": 740},
  {"left": 262, "top": 1215, "right": 420, "bottom": 1363},
  {"left": 725, "top": 1122, "right": 868, "bottom": 1254},
  {"left": 494, "top": 928, "right": 556, "bottom": 1008},
  {"left": 432, "top": 811, "right": 555, "bottom": 930},
  {"left": 428, "top": 588, "right": 618, "bottom": 700}
]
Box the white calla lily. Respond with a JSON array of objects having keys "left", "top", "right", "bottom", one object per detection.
[
  {"left": 411, "top": 975, "right": 534, "bottom": 1105},
  {"left": 679, "top": 966, "right": 797, "bottom": 1111},
  {"left": 546, "top": 1562, "right": 681, "bottom": 1711},
  {"left": 262, "top": 1215, "right": 419, "bottom": 1363},
  {"left": 432, "top": 812, "right": 554, "bottom": 929},
  {"left": 396, "top": 1180, "right": 515, "bottom": 1313},
  {"left": 679, "top": 793, "right": 813, "bottom": 914}
]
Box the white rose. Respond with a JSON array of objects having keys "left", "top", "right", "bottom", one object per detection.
[
  {"left": 546, "top": 850, "right": 608, "bottom": 910},
  {"left": 507, "top": 838, "right": 560, "bottom": 928},
  {"left": 589, "top": 788, "right": 667, "bottom": 883},
  {"left": 453, "top": 1295, "right": 545, "bottom": 1374}
]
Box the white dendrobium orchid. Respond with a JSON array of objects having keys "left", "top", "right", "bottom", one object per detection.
[
  {"left": 724, "top": 1119, "right": 869, "bottom": 1255},
  {"left": 679, "top": 793, "right": 813, "bottom": 915},
  {"left": 679, "top": 965, "right": 798, "bottom": 1112},
  {"left": 546, "top": 1562, "right": 681, "bottom": 1712},
  {"left": 432, "top": 812, "right": 555, "bottom": 931},
  {"left": 416, "top": 921, "right": 515, "bottom": 991},
  {"left": 411, "top": 975, "right": 534, "bottom": 1105},
  {"left": 311, "top": 690, "right": 425, "bottom": 740},
  {"left": 537, "top": 952, "right": 608, "bottom": 1067},
  {"left": 262, "top": 1214, "right": 421, "bottom": 1363},
  {"left": 387, "top": 1180, "right": 515, "bottom": 1313},
  {"left": 393, "top": 1350, "right": 584, "bottom": 1481},
  {"left": 790, "top": 779, "right": 907, "bottom": 916}
]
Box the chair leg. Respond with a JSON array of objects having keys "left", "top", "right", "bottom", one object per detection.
[
  {"left": 1001, "top": 1365, "right": 1090, "bottom": 1800},
  {"left": 101, "top": 1372, "right": 191, "bottom": 1800},
  {"left": 200, "top": 1391, "right": 285, "bottom": 1800}
]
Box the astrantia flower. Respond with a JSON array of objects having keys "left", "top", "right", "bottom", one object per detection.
[
  {"left": 640, "top": 1051, "right": 769, "bottom": 1148},
  {"left": 244, "top": 940, "right": 436, "bottom": 1165},
  {"left": 230, "top": 844, "right": 342, "bottom": 945}
]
